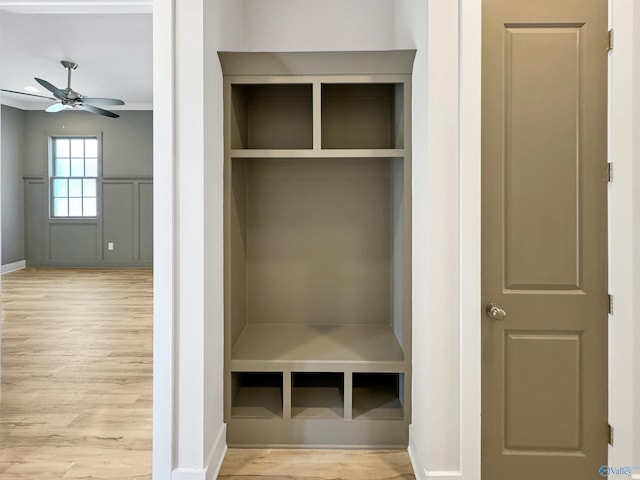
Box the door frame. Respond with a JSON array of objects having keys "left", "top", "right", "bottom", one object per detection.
[{"left": 461, "top": 0, "right": 639, "bottom": 478}]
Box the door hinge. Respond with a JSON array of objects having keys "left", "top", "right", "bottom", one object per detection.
[
  {"left": 608, "top": 29, "right": 614, "bottom": 52},
  {"left": 608, "top": 424, "right": 614, "bottom": 446},
  {"left": 608, "top": 294, "right": 614, "bottom": 315},
  {"left": 608, "top": 162, "right": 613, "bottom": 182}
]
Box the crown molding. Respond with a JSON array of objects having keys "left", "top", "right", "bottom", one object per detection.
[{"left": 0, "top": 1, "right": 151, "bottom": 14}]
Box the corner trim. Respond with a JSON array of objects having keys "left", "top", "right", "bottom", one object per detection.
[
  {"left": 2, "top": 260, "right": 26, "bottom": 274},
  {"left": 171, "top": 469, "right": 204, "bottom": 480},
  {"left": 205, "top": 424, "right": 228, "bottom": 480},
  {"left": 425, "top": 473, "right": 463, "bottom": 479},
  {"left": 170, "top": 424, "right": 227, "bottom": 480},
  {"left": 409, "top": 425, "right": 463, "bottom": 479},
  {"left": 408, "top": 425, "right": 427, "bottom": 480}
]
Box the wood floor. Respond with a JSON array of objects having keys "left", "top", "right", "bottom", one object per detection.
[
  {"left": 0, "top": 268, "right": 415, "bottom": 479},
  {"left": 218, "top": 449, "right": 415, "bottom": 479},
  {"left": 0, "top": 268, "right": 153, "bottom": 479}
]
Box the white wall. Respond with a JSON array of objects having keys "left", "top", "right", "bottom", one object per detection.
[
  {"left": 395, "top": 0, "right": 465, "bottom": 477},
  {"left": 165, "top": 0, "right": 244, "bottom": 478},
  {"left": 243, "top": 0, "right": 394, "bottom": 52},
  {"left": 203, "top": 0, "right": 243, "bottom": 476},
  {"left": 608, "top": 0, "right": 640, "bottom": 475}
]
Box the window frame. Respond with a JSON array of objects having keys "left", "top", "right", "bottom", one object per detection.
[{"left": 49, "top": 135, "right": 101, "bottom": 219}]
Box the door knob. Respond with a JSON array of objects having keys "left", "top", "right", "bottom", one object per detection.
[{"left": 485, "top": 303, "right": 507, "bottom": 320}]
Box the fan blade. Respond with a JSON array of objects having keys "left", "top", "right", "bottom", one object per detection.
[
  {"left": 35, "top": 78, "right": 65, "bottom": 99},
  {"left": 45, "top": 103, "right": 66, "bottom": 113},
  {"left": 80, "top": 97, "right": 125, "bottom": 106},
  {"left": 0, "top": 88, "right": 57, "bottom": 100},
  {"left": 79, "top": 103, "right": 120, "bottom": 118}
]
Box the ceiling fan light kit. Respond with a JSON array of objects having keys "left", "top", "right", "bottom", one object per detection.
[{"left": 1, "top": 60, "right": 125, "bottom": 118}]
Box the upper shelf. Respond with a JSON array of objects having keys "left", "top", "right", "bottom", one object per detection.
[
  {"left": 229, "top": 82, "right": 405, "bottom": 152},
  {"left": 219, "top": 50, "right": 416, "bottom": 76}
]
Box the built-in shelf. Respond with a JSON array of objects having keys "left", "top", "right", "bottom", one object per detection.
[
  {"left": 231, "top": 372, "right": 283, "bottom": 419},
  {"left": 352, "top": 373, "right": 404, "bottom": 419},
  {"left": 231, "top": 324, "right": 404, "bottom": 365},
  {"left": 223, "top": 50, "right": 414, "bottom": 447},
  {"left": 291, "top": 372, "right": 344, "bottom": 419}
]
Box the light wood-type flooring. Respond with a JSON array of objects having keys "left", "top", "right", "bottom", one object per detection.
[
  {"left": 0, "top": 268, "right": 153, "bottom": 480},
  {"left": 218, "top": 448, "right": 416, "bottom": 479},
  {"left": 0, "top": 268, "right": 415, "bottom": 479}
]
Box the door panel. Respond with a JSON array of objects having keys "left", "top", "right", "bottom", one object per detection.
[
  {"left": 504, "top": 332, "right": 581, "bottom": 451},
  {"left": 482, "top": 1, "right": 608, "bottom": 479},
  {"left": 504, "top": 26, "right": 582, "bottom": 291}
]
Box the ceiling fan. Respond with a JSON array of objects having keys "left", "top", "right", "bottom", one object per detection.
[{"left": 1, "top": 60, "right": 125, "bottom": 118}]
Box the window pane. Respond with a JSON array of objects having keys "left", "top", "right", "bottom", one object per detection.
[
  {"left": 50, "top": 136, "right": 100, "bottom": 218},
  {"left": 85, "top": 158, "right": 98, "bottom": 177},
  {"left": 84, "top": 138, "right": 98, "bottom": 157},
  {"left": 83, "top": 179, "right": 96, "bottom": 197},
  {"left": 53, "top": 179, "right": 68, "bottom": 197},
  {"left": 71, "top": 158, "right": 84, "bottom": 177},
  {"left": 55, "top": 138, "right": 70, "bottom": 158},
  {"left": 55, "top": 158, "right": 70, "bottom": 177},
  {"left": 69, "top": 198, "right": 82, "bottom": 216},
  {"left": 83, "top": 198, "right": 97, "bottom": 217},
  {"left": 69, "top": 179, "right": 82, "bottom": 197},
  {"left": 53, "top": 198, "right": 68, "bottom": 217},
  {"left": 70, "top": 138, "right": 84, "bottom": 157}
]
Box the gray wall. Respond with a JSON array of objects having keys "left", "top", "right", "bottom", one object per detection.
[
  {"left": 21, "top": 110, "right": 153, "bottom": 267},
  {"left": 1, "top": 105, "right": 26, "bottom": 265}
]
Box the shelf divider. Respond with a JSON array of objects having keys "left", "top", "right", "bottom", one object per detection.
[
  {"left": 313, "top": 81, "right": 322, "bottom": 152},
  {"left": 344, "top": 371, "right": 353, "bottom": 420},
  {"left": 283, "top": 370, "right": 292, "bottom": 420}
]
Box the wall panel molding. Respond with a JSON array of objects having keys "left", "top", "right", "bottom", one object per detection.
[{"left": 24, "top": 176, "right": 152, "bottom": 267}]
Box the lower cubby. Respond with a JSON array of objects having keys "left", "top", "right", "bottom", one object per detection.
[
  {"left": 291, "top": 372, "right": 344, "bottom": 419},
  {"left": 231, "top": 372, "right": 283, "bottom": 419},
  {"left": 352, "top": 373, "right": 404, "bottom": 419},
  {"left": 226, "top": 370, "right": 408, "bottom": 447}
]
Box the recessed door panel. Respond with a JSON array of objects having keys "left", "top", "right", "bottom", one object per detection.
[
  {"left": 504, "top": 26, "right": 582, "bottom": 291},
  {"left": 504, "top": 332, "right": 581, "bottom": 451}
]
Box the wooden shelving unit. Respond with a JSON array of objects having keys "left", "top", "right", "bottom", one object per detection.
[{"left": 221, "top": 51, "right": 414, "bottom": 448}]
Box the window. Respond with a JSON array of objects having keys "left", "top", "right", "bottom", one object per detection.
[{"left": 50, "top": 137, "right": 99, "bottom": 217}]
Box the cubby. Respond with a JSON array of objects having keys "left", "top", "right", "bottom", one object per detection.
[
  {"left": 352, "top": 373, "right": 404, "bottom": 420},
  {"left": 231, "top": 372, "right": 283, "bottom": 419},
  {"left": 231, "top": 84, "right": 313, "bottom": 150},
  {"left": 221, "top": 50, "right": 414, "bottom": 448},
  {"left": 291, "top": 372, "right": 344, "bottom": 419},
  {"left": 321, "top": 83, "right": 404, "bottom": 149}
]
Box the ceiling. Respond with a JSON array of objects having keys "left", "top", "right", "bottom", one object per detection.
[{"left": 0, "top": 11, "right": 152, "bottom": 111}]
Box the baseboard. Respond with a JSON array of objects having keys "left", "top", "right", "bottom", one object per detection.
[
  {"left": 205, "top": 424, "right": 227, "bottom": 480},
  {"left": 172, "top": 469, "right": 203, "bottom": 480},
  {"left": 2, "top": 260, "right": 26, "bottom": 274},
  {"left": 171, "top": 424, "right": 227, "bottom": 480},
  {"left": 408, "top": 425, "right": 427, "bottom": 480},
  {"left": 409, "top": 425, "right": 462, "bottom": 480},
  {"left": 425, "top": 472, "right": 463, "bottom": 479}
]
